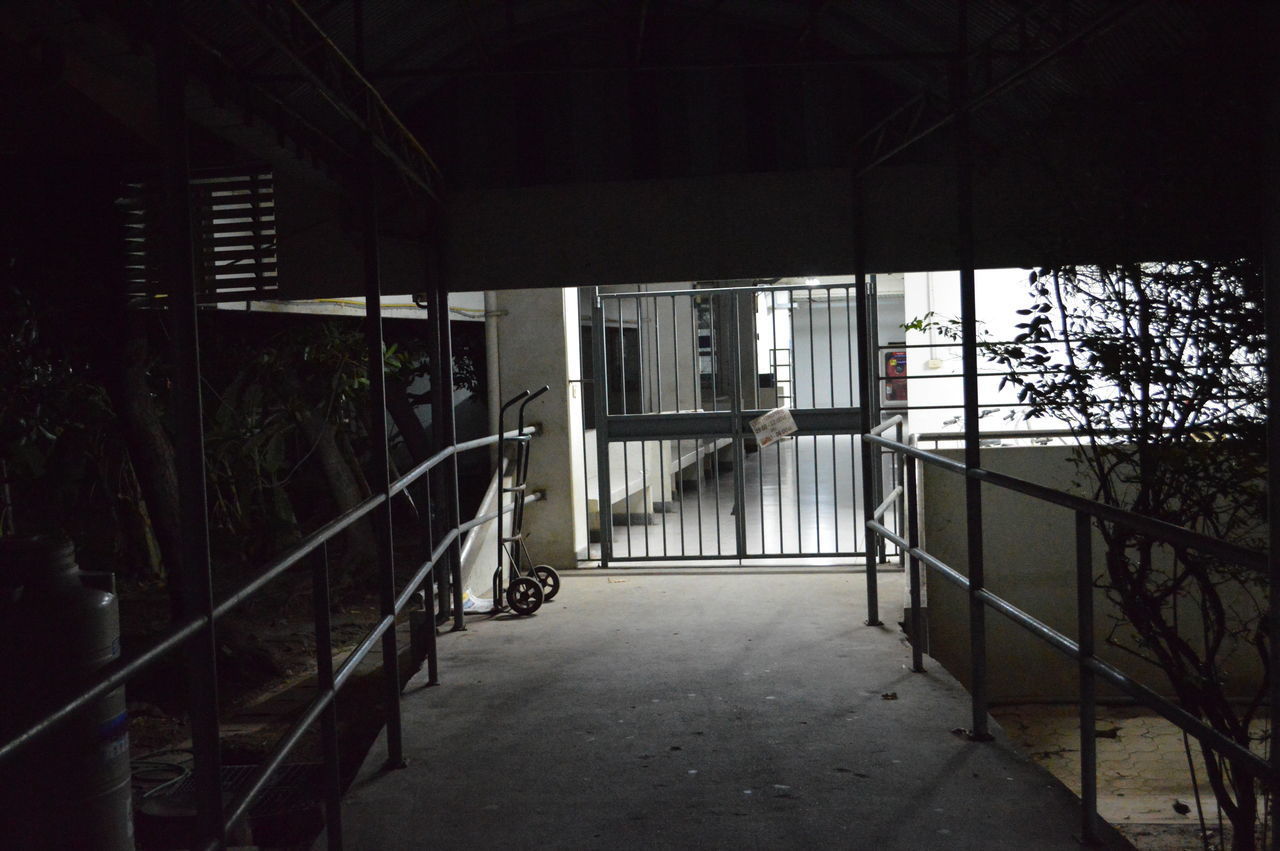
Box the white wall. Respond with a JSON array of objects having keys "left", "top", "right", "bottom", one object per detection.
[
  {"left": 491, "top": 287, "right": 585, "bottom": 569},
  {"left": 903, "top": 268, "right": 1073, "bottom": 436},
  {"left": 921, "top": 444, "right": 1264, "bottom": 702}
]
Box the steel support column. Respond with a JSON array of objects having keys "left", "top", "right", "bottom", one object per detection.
[
  {"left": 355, "top": 1, "right": 405, "bottom": 771},
  {"left": 1264, "top": 11, "right": 1280, "bottom": 844},
  {"left": 854, "top": 178, "right": 881, "bottom": 625},
  {"left": 591, "top": 293, "right": 614, "bottom": 567},
  {"left": 955, "top": 0, "right": 991, "bottom": 741},
  {"left": 429, "top": 283, "right": 466, "bottom": 632},
  {"left": 157, "top": 7, "right": 224, "bottom": 844}
]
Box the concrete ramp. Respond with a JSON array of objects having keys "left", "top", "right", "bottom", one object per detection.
[{"left": 336, "top": 571, "right": 1131, "bottom": 850}]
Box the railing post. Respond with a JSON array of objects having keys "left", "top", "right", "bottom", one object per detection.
[
  {"left": 1075, "top": 511, "right": 1099, "bottom": 844},
  {"left": 312, "top": 542, "right": 343, "bottom": 849},
  {"left": 906, "top": 454, "right": 925, "bottom": 673},
  {"left": 156, "top": 7, "right": 224, "bottom": 845},
  {"left": 413, "top": 474, "right": 440, "bottom": 684},
  {"left": 896, "top": 420, "right": 906, "bottom": 562}
]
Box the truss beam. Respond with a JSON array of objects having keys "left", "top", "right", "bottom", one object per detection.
[{"left": 853, "top": 0, "right": 1143, "bottom": 176}]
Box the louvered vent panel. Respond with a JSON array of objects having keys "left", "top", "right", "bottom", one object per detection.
[{"left": 124, "top": 167, "right": 278, "bottom": 304}]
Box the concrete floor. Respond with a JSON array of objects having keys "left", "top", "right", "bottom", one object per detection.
[{"left": 335, "top": 571, "right": 1131, "bottom": 850}]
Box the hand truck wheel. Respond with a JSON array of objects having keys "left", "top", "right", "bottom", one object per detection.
[
  {"left": 533, "top": 565, "right": 560, "bottom": 601},
  {"left": 506, "top": 576, "right": 544, "bottom": 615}
]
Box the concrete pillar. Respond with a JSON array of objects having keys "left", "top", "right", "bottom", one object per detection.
[{"left": 492, "top": 288, "right": 585, "bottom": 569}]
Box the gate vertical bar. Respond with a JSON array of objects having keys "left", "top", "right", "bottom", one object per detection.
[
  {"left": 693, "top": 298, "right": 705, "bottom": 555},
  {"left": 807, "top": 293, "right": 819, "bottom": 554},
  {"left": 156, "top": 7, "right": 223, "bottom": 844},
  {"left": 845, "top": 289, "right": 856, "bottom": 554},
  {"left": 672, "top": 298, "right": 686, "bottom": 556},
  {"left": 955, "top": 0, "right": 991, "bottom": 741},
  {"left": 591, "top": 294, "right": 614, "bottom": 566},
  {"left": 637, "top": 296, "right": 650, "bottom": 557},
  {"left": 789, "top": 289, "right": 803, "bottom": 552},
  {"left": 827, "top": 291, "right": 839, "bottom": 553},
  {"left": 1076, "top": 511, "right": 1098, "bottom": 843},
  {"left": 655, "top": 296, "right": 669, "bottom": 557},
  {"left": 355, "top": 3, "right": 405, "bottom": 768},
  {"left": 772, "top": 290, "right": 785, "bottom": 549},
  {"left": 854, "top": 186, "right": 882, "bottom": 624},
  {"left": 619, "top": 300, "right": 632, "bottom": 556},
  {"left": 708, "top": 297, "right": 722, "bottom": 555},
  {"left": 728, "top": 294, "right": 749, "bottom": 559}
]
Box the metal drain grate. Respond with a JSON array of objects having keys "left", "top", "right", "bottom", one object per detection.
[{"left": 156, "top": 763, "right": 323, "bottom": 816}]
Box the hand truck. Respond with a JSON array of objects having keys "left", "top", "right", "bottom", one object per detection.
[{"left": 493, "top": 386, "right": 561, "bottom": 615}]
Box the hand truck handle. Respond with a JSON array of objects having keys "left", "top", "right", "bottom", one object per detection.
[
  {"left": 517, "top": 385, "right": 550, "bottom": 433},
  {"left": 500, "top": 389, "right": 532, "bottom": 423}
]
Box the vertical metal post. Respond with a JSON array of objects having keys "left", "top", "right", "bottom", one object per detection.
[
  {"left": 156, "top": 9, "right": 224, "bottom": 845},
  {"left": 954, "top": 0, "right": 991, "bottom": 742},
  {"left": 429, "top": 284, "right": 465, "bottom": 633},
  {"left": 867, "top": 277, "right": 886, "bottom": 563},
  {"left": 419, "top": 496, "right": 439, "bottom": 684},
  {"left": 1263, "top": 14, "right": 1280, "bottom": 846},
  {"left": 1076, "top": 511, "right": 1098, "bottom": 844},
  {"left": 591, "top": 295, "right": 614, "bottom": 566},
  {"left": 728, "top": 294, "right": 749, "bottom": 560},
  {"left": 355, "top": 4, "right": 405, "bottom": 770},
  {"left": 895, "top": 420, "right": 906, "bottom": 557},
  {"left": 637, "top": 296, "right": 651, "bottom": 558},
  {"left": 853, "top": 183, "right": 882, "bottom": 625},
  {"left": 906, "top": 455, "right": 925, "bottom": 674},
  {"left": 312, "top": 543, "right": 343, "bottom": 849}
]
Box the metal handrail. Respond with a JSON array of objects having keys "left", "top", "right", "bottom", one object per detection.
[
  {"left": 911, "top": 426, "right": 1204, "bottom": 445},
  {"left": 0, "top": 425, "right": 543, "bottom": 768},
  {"left": 869, "top": 414, "right": 905, "bottom": 436},
  {"left": 864, "top": 431, "right": 1276, "bottom": 843},
  {"left": 868, "top": 433, "right": 1265, "bottom": 568},
  {"left": 218, "top": 491, "right": 544, "bottom": 840}
]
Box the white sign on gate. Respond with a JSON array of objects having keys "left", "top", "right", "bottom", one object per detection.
[{"left": 749, "top": 406, "right": 798, "bottom": 448}]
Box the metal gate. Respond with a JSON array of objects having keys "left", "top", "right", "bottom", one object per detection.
[{"left": 588, "top": 283, "right": 868, "bottom": 564}]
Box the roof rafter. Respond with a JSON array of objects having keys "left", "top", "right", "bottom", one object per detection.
[{"left": 853, "top": 0, "right": 1145, "bottom": 176}]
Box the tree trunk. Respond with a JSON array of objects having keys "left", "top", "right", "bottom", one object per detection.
[
  {"left": 100, "top": 314, "right": 183, "bottom": 602},
  {"left": 386, "top": 376, "right": 433, "bottom": 463},
  {"left": 296, "top": 408, "right": 376, "bottom": 569}
]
